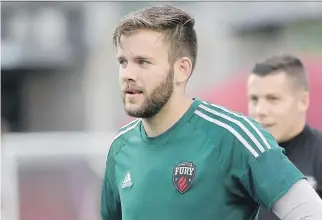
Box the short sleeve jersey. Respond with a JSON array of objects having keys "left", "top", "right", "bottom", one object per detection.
[{"left": 100, "top": 98, "right": 305, "bottom": 220}]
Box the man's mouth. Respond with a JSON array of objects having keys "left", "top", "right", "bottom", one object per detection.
[
  {"left": 125, "top": 89, "right": 143, "bottom": 95},
  {"left": 262, "top": 124, "right": 274, "bottom": 129}
]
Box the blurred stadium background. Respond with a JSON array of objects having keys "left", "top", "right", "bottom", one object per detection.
[{"left": 1, "top": 2, "right": 322, "bottom": 220}]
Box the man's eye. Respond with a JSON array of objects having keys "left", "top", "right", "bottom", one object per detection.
[
  {"left": 138, "top": 60, "right": 150, "bottom": 65},
  {"left": 119, "top": 60, "right": 128, "bottom": 67},
  {"left": 250, "top": 96, "right": 258, "bottom": 102},
  {"left": 267, "top": 96, "right": 278, "bottom": 101}
]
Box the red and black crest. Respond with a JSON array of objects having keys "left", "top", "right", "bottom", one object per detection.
[{"left": 172, "top": 162, "right": 196, "bottom": 194}]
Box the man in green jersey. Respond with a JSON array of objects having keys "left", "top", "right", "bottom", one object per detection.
[{"left": 101, "top": 5, "right": 322, "bottom": 220}]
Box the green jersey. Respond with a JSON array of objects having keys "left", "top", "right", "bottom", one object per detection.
[{"left": 100, "top": 98, "right": 304, "bottom": 220}]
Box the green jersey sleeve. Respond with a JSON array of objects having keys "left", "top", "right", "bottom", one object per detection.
[
  {"left": 230, "top": 118, "right": 305, "bottom": 210},
  {"left": 100, "top": 145, "right": 122, "bottom": 220}
]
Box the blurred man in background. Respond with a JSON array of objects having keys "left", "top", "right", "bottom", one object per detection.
[{"left": 247, "top": 55, "right": 322, "bottom": 220}]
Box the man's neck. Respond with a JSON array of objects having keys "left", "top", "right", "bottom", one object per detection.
[
  {"left": 142, "top": 96, "right": 193, "bottom": 137},
  {"left": 281, "top": 119, "right": 306, "bottom": 143}
]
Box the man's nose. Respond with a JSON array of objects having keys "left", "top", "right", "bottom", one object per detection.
[
  {"left": 122, "top": 63, "right": 140, "bottom": 81},
  {"left": 254, "top": 101, "right": 269, "bottom": 120}
]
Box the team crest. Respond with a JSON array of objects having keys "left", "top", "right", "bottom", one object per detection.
[{"left": 172, "top": 162, "right": 196, "bottom": 194}]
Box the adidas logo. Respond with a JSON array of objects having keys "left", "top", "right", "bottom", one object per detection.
[{"left": 121, "top": 173, "right": 133, "bottom": 188}]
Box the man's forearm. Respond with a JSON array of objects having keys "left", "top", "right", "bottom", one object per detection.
[{"left": 272, "top": 179, "right": 322, "bottom": 220}]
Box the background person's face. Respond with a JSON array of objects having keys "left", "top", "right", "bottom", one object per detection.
[{"left": 247, "top": 72, "right": 306, "bottom": 142}]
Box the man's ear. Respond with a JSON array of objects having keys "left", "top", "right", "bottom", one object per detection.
[
  {"left": 174, "top": 57, "right": 192, "bottom": 85},
  {"left": 298, "top": 91, "right": 310, "bottom": 112}
]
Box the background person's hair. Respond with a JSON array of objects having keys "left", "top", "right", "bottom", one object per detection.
[
  {"left": 113, "top": 5, "right": 198, "bottom": 71},
  {"left": 252, "top": 55, "right": 309, "bottom": 91}
]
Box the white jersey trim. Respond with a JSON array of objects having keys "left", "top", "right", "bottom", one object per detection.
[
  {"left": 112, "top": 119, "right": 141, "bottom": 144},
  {"left": 120, "top": 118, "right": 140, "bottom": 130},
  {"left": 203, "top": 101, "right": 271, "bottom": 150},
  {"left": 199, "top": 104, "right": 268, "bottom": 154},
  {"left": 195, "top": 110, "right": 260, "bottom": 158}
]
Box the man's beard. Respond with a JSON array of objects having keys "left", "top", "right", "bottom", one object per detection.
[{"left": 122, "top": 68, "right": 174, "bottom": 118}]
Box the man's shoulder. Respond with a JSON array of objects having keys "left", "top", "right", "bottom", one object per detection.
[
  {"left": 195, "top": 100, "right": 262, "bottom": 136},
  {"left": 308, "top": 126, "right": 322, "bottom": 155},
  {"left": 195, "top": 100, "right": 277, "bottom": 157},
  {"left": 309, "top": 126, "right": 322, "bottom": 142},
  {"left": 109, "top": 119, "right": 141, "bottom": 154}
]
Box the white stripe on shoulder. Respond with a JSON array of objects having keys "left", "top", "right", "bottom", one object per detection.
[
  {"left": 203, "top": 101, "right": 271, "bottom": 150},
  {"left": 120, "top": 118, "right": 140, "bottom": 130},
  {"left": 195, "top": 110, "right": 259, "bottom": 158},
  {"left": 113, "top": 119, "right": 141, "bottom": 143},
  {"left": 199, "top": 104, "right": 265, "bottom": 153}
]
